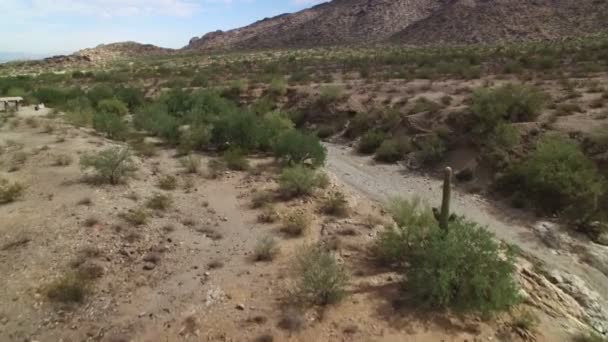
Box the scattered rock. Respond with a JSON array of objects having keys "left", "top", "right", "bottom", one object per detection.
[
  {"left": 534, "top": 221, "right": 562, "bottom": 249},
  {"left": 143, "top": 252, "right": 161, "bottom": 264},
  {"left": 236, "top": 304, "right": 245, "bottom": 310},
  {"left": 143, "top": 262, "right": 156, "bottom": 271}
]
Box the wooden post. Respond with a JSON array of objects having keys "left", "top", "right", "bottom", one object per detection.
[{"left": 440, "top": 167, "right": 452, "bottom": 232}]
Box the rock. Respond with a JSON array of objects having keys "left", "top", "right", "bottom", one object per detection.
[
  {"left": 143, "top": 252, "right": 161, "bottom": 264},
  {"left": 534, "top": 221, "right": 562, "bottom": 249},
  {"left": 143, "top": 262, "right": 156, "bottom": 271},
  {"left": 594, "top": 232, "right": 608, "bottom": 246},
  {"left": 236, "top": 304, "right": 245, "bottom": 310}
]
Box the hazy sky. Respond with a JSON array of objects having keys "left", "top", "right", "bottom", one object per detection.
[{"left": 0, "top": 0, "right": 326, "bottom": 55}]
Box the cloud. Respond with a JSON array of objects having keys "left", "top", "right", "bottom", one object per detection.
[{"left": 1, "top": 0, "right": 204, "bottom": 18}]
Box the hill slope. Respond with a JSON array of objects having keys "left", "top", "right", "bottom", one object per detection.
[
  {"left": 392, "top": 0, "right": 608, "bottom": 45},
  {"left": 186, "top": 0, "right": 608, "bottom": 51},
  {"left": 186, "top": 0, "right": 444, "bottom": 51},
  {"left": 75, "top": 42, "right": 174, "bottom": 63}
]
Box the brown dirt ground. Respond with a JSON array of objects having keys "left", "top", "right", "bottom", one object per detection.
[{"left": 0, "top": 107, "right": 589, "bottom": 341}]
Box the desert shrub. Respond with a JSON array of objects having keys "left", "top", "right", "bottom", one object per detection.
[
  {"left": 180, "top": 154, "right": 201, "bottom": 174},
  {"left": 115, "top": 87, "right": 145, "bottom": 112},
  {"left": 79, "top": 147, "right": 136, "bottom": 185},
  {"left": 321, "top": 191, "right": 349, "bottom": 217},
  {"left": 45, "top": 273, "right": 89, "bottom": 303},
  {"left": 257, "top": 111, "right": 295, "bottom": 150},
  {"left": 254, "top": 235, "right": 279, "bottom": 261},
  {"left": 357, "top": 130, "right": 386, "bottom": 154},
  {"left": 573, "top": 332, "right": 608, "bottom": 342},
  {"left": 269, "top": 78, "right": 287, "bottom": 96},
  {"left": 318, "top": 86, "right": 344, "bottom": 104},
  {"left": 511, "top": 309, "right": 540, "bottom": 332},
  {"left": 417, "top": 134, "right": 446, "bottom": 164},
  {"left": 500, "top": 136, "right": 605, "bottom": 221},
  {"left": 471, "top": 84, "right": 545, "bottom": 137},
  {"left": 64, "top": 97, "right": 94, "bottom": 127},
  {"left": 258, "top": 205, "right": 280, "bottom": 223},
  {"left": 222, "top": 79, "right": 247, "bottom": 99},
  {"left": 0, "top": 178, "right": 25, "bottom": 204},
  {"left": 86, "top": 84, "right": 115, "bottom": 107},
  {"left": 97, "top": 98, "right": 128, "bottom": 116},
  {"left": 179, "top": 124, "right": 212, "bottom": 154},
  {"left": 92, "top": 111, "right": 128, "bottom": 140},
  {"left": 53, "top": 154, "right": 73, "bottom": 166},
  {"left": 157, "top": 175, "right": 178, "bottom": 190},
  {"left": 161, "top": 88, "right": 194, "bottom": 118},
  {"left": 410, "top": 97, "right": 442, "bottom": 114},
  {"left": 120, "top": 208, "right": 148, "bottom": 226},
  {"left": 294, "top": 244, "right": 348, "bottom": 305},
  {"left": 374, "top": 138, "right": 405, "bottom": 163},
  {"left": 375, "top": 198, "right": 437, "bottom": 264},
  {"left": 279, "top": 165, "right": 325, "bottom": 198},
  {"left": 146, "top": 193, "right": 173, "bottom": 211},
  {"left": 251, "top": 190, "right": 274, "bottom": 209},
  {"left": 556, "top": 103, "right": 583, "bottom": 116},
  {"left": 222, "top": 148, "right": 250, "bottom": 171},
  {"left": 133, "top": 104, "right": 180, "bottom": 144},
  {"left": 211, "top": 110, "right": 263, "bottom": 151},
  {"left": 405, "top": 217, "right": 519, "bottom": 313},
  {"left": 273, "top": 131, "right": 326, "bottom": 167},
  {"left": 282, "top": 211, "right": 311, "bottom": 236}
]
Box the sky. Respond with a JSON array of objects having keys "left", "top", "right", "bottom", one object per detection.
[{"left": 0, "top": 0, "right": 327, "bottom": 55}]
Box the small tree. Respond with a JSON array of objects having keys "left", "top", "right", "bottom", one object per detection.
[
  {"left": 80, "top": 147, "right": 136, "bottom": 184},
  {"left": 97, "top": 98, "right": 129, "bottom": 116}
]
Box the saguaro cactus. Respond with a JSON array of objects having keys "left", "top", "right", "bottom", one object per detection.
[{"left": 439, "top": 167, "right": 452, "bottom": 232}]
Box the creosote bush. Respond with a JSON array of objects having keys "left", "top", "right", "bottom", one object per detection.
[
  {"left": 273, "top": 131, "right": 326, "bottom": 167},
  {"left": 500, "top": 135, "right": 605, "bottom": 223},
  {"left": 254, "top": 235, "right": 279, "bottom": 261},
  {"left": 282, "top": 211, "right": 311, "bottom": 237},
  {"left": 79, "top": 147, "right": 136, "bottom": 185},
  {"left": 0, "top": 178, "right": 25, "bottom": 204},
  {"left": 45, "top": 272, "right": 90, "bottom": 304},
  {"left": 321, "top": 191, "right": 349, "bottom": 217},
  {"left": 146, "top": 193, "right": 173, "bottom": 211},
  {"left": 279, "top": 165, "right": 326, "bottom": 198},
  {"left": 120, "top": 208, "right": 148, "bottom": 226},
  {"left": 222, "top": 148, "right": 250, "bottom": 171},
  {"left": 180, "top": 154, "right": 201, "bottom": 174},
  {"left": 357, "top": 130, "right": 386, "bottom": 154},
  {"left": 294, "top": 244, "right": 348, "bottom": 306},
  {"left": 375, "top": 198, "right": 519, "bottom": 313},
  {"left": 157, "top": 175, "right": 178, "bottom": 190}
]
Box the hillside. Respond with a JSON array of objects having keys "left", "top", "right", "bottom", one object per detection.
[
  {"left": 74, "top": 42, "right": 174, "bottom": 63},
  {"left": 392, "top": 0, "right": 608, "bottom": 45},
  {"left": 186, "top": 0, "right": 444, "bottom": 51},
  {"left": 186, "top": 0, "right": 608, "bottom": 51}
]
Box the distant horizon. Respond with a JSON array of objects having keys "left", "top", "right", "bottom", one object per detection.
[{"left": 0, "top": 0, "right": 328, "bottom": 55}]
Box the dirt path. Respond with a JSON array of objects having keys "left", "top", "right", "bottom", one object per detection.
[{"left": 325, "top": 143, "right": 608, "bottom": 307}]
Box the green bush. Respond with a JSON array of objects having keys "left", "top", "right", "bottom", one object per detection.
[
  {"left": 269, "top": 78, "right": 287, "bottom": 96},
  {"left": 279, "top": 165, "right": 325, "bottom": 198},
  {"left": 0, "top": 178, "right": 25, "bottom": 204},
  {"left": 80, "top": 147, "right": 136, "bottom": 185},
  {"left": 222, "top": 148, "right": 250, "bottom": 171},
  {"left": 294, "top": 244, "right": 348, "bottom": 305},
  {"left": 86, "top": 84, "right": 115, "bottom": 107},
  {"left": 45, "top": 273, "right": 89, "bottom": 303},
  {"left": 374, "top": 137, "right": 412, "bottom": 163},
  {"left": 179, "top": 124, "right": 212, "bottom": 154},
  {"left": 375, "top": 198, "right": 437, "bottom": 264},
  {"left": 417, "top": 134, "right": 446, "bottom": 164},
  {"left": 115, "top": 87, "right": 145, "bottom": 111},
  {"left": 179, "top": 154, "right": 201, "bottom": 174},
  {"left": 410, "top": 97, "right": 442, "bottom": 114},
  {"left": 63, "top": 97, "right": 94, "bottom": 127},
  {"left": 321, "top": 191, "right": 349, "bottom": 217},
  {"left": 358, "top": 130, "right": 386, "bottom": 154},
  {"left": 97, "top": 98, "right": 128, "bottom": 116},
  {"left": 254, "top": 235, "right": 279, "bottom": 261},
  {"left": 157, "top": 175, "right": 178, "bottom": 190},
  {"left": 471, "top": 84, "right": 545, "bottom": 137},
  {"left": 501, "top": 136, "right": 605, "bottom": 220},
  {"left": 92, "top": 111, "right": 128, "bottom": 140},
  {"left": 273, "top": 131, "right": 326, "bottom": 167},
  {"left": 133, "top": 104, "right": 180, "bottom": 143},
  {"left": 146, "top": 193, "right": 173, "bottom": 211},
  {"left": 405, "top": 217, "right": 519, "bottom": 313},
  {"left": 318, "top": 86, "right": 344, "bottom": 104}
]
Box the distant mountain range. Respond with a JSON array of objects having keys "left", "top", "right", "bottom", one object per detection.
[
  {"left": 0, "top": 52, "right": 53, "bottom": 63},
  {"left": 6, "top": 0, "right": 608, "bottom": 67},
  {"left": 185, "top": 0, "right": 608, "bottom": 51}
]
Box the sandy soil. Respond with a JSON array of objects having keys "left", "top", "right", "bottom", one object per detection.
[{"left": 0, "top": 107, "right": 600, "bottom": 341}]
